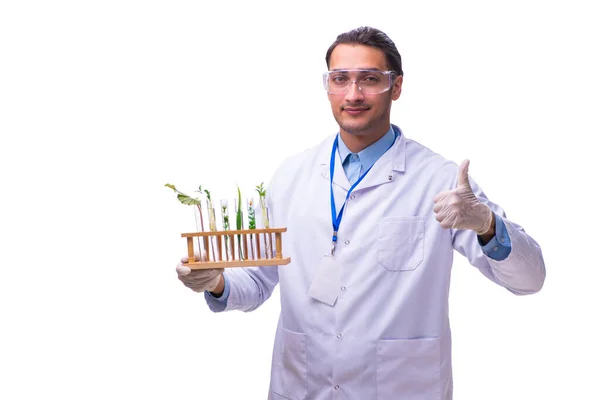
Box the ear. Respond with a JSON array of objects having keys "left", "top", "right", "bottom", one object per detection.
[{"left": 391, "top": 75, "right": 403, "bottom": 100}]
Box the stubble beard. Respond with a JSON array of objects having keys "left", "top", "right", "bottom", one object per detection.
[
  {"left": 336, "top": 94, "right": 392, "bottom": 137},
  {"left": 337, "top": 107, "right": 389, "bottom": 137}
]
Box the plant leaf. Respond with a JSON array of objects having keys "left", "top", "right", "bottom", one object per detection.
[
  {"left": 256, "top": 182, "right": 266, "bottom": 197},
  {"left": 236, "top": 185, "right": 243, "bottom": 228},
  {"left": 177, "top": 193, "right": 201, "bottom": 206},
  {"left": 165, "top": 184, "right": 201, "bottom": 205}
]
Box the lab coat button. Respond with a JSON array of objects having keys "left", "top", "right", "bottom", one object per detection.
[
  {"left": 350, "top": 194, "right": 356, "bottom": 200},
  {"left": 336, "top": 333, "right": 342, "bottom": 339},
  {"left": 340, "top": 286, "right": 346, "bottom": 291},
  {"left": 344, "top": 240, "right": 350, "bottom": 245},
  {"left": 334, "top": 385, "right": 340, "bottom": 390}
]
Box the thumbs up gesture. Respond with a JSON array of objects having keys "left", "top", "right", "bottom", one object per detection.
[{"left": 433, "top": 160, "right": 493, "bottom": 235}]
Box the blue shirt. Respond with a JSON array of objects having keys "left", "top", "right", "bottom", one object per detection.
[
  {"left": 206, "top": 125, "right": 511, "bottom": 306},
  {"left": 338, "top": 126, "right": 397, "bottom": 184}
]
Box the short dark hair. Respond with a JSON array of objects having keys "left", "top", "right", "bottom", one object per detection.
[{"left": 325, "top": 26, "right": 403, "bottom": 76}]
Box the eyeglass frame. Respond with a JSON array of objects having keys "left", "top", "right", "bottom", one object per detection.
[{"left": 323, "top": 69, "right": 398, "bottom": 95}]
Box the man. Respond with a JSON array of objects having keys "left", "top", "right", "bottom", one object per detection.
[{"left": 176, "top": 26, "right": 545, "bottom": 400}]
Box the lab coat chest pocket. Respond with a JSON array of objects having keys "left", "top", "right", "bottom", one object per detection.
[
  {"left": 376, "top": 337, "right": 441, "bottom": 400},
  {"left": 271, "top": 328, "right": 308, "bottom": 400},
  {"left": 377, "top": 217, "right": 425, "bottom": 271}
]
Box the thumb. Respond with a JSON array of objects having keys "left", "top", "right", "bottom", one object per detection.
[
  {"left": 456, "top": 159, "right": 471, "bottom": 189},
  {"left": 176, "top": 264, "right": 192, "bottom": 276}
]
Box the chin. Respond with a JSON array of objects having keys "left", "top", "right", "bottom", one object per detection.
[{"left": 340, "top": 121, "right": 372, "bottom": 135}]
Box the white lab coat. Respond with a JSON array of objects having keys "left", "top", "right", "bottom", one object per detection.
[{"left": 207, "top": 131, "right": 545, "bottom": 400}]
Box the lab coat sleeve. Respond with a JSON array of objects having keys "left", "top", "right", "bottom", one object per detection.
[
  {"left": 451, "top": 179, "right": 546, "bottom": 295},
  {"left": 207, "top": 265, "right": 279, "bottom": 312}
]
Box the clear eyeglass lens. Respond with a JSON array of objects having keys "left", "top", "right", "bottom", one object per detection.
[{"left": 324, "top": 70, "right": 392, "bottom": 94}]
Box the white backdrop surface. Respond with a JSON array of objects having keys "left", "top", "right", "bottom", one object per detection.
[{"left": 1, "top": 1, "right": 598, "bottom": 399}]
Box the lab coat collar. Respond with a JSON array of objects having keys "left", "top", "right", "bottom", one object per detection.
[
  {"left": 338, "top": 125, "right": 396, "bottom": 174},
  {"left": 318, "top": 124, "right": 407, "bottom": 191}
]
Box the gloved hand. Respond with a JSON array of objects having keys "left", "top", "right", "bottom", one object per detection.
[
  {"left": 433, "top": 159, "right": 493, "bottom": 235},
  {"left": 176, "top": 251, "right": 224, "bottom": 293}
]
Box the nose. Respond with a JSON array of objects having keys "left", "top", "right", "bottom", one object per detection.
[{"left": 344, "top": 80, "right": 364, "bottom": 103}]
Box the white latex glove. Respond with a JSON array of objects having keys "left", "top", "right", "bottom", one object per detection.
[
  {"left": 433, "top": 159, "right": 493, "bottom": 235},
  {"left": 175, "top": 251, "right": 224, "bottom": 293}
]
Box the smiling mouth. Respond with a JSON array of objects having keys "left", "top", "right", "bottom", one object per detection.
[{"left": 343, "top": 107, "right": 369, "bottom": 115}]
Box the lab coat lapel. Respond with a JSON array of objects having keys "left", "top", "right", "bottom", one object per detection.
[
  {"left": 318, "top": 136, "right": 350, "bottom": 192},
  {"left": 355, "top": 132, "right": 407, "bottom": 191},
  {"left": 317, "top": 131, "right": 407, "bottom": 192}
]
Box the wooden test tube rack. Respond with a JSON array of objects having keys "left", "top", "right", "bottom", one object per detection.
[{"left": 182, "top": 227, "right": 291, "bottom": 269}]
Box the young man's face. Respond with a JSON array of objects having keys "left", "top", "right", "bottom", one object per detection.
[{"left": 327, "top": 44, "right": 402, "bottom": 138}]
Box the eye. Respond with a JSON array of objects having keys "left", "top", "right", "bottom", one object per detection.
[
  {"left": 331, "top": 75, "right": 349, "bottom": 85},
  {"left": 361, "top": 75, "right": 381, "bottom": 84}
]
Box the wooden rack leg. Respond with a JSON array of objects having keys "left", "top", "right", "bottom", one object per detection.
[
  {"left": 187, "top": 237, "right": 195, "bottom": 262},
  {"left": 255, "top": 233, "right": 261, "bottom": 260},
  {"left": 275, "top": 232, "right": 282, "bottom": 259}
]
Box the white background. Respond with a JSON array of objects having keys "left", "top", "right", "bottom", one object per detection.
[{"left": 1, "top": 1, "right": 598, "bottom": 399}]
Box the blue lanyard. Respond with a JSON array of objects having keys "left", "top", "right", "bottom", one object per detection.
[{"left": 329, "top": 135, "right": 393, "bottom": 255}]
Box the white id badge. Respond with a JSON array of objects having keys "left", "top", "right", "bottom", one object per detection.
[{"left": 307, "top": 255, "right": 342, "bottom": 306}]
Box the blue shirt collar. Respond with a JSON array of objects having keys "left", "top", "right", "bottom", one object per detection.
[{"left": 338, "top": 125, "right": 397, "bottom": 172}]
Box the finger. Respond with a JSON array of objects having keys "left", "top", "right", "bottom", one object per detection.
[
  {"left": 181, "top": 251, "right": 207, "bottom": 264},
  {"left": 440, "top": 219, "right": 453, "bottom": 230},
  {"left": 456, "top": 159, "right": 471, "bottom": 189},
  {"left": 176, "top": 264, "right": 191, "bottom": 276},
  {"left": 435, "top": 212, "right": 445, "bottom": 223},
  {"left": 433, "top": 190, "right": 450, "bottom": 204}
]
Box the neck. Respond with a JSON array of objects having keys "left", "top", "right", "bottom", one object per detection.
[{"left": 339, "top": 127, "right": 389, "bottom": 153}]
